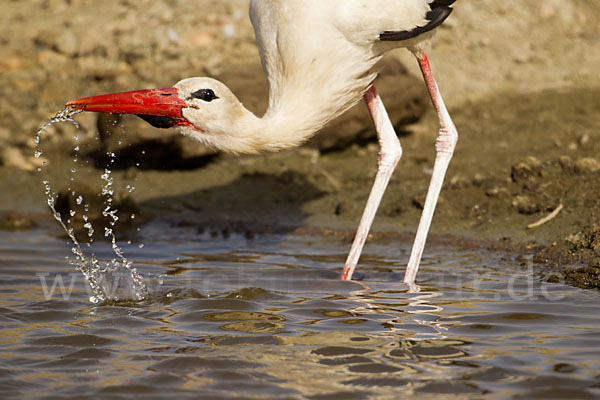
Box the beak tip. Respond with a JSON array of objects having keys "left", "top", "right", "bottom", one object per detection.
[{"left": 65, "top": 99, "right": 84, "bottom": 110}]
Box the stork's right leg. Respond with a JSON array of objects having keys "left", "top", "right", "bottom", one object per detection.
[
  {"left": 402, "top": 52, "right": 458, "bottom": 286},
  {"left": 340, "top": 85, "right": 402, "bottom": 281}
]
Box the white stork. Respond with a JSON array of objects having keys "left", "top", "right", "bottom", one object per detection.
[{"left": 67, "top": 0, "right": 458, "bottom": 288}]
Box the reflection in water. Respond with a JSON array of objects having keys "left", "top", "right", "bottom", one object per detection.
[{"left": 1, "top": 227, "right": 599, "bottom": 399}]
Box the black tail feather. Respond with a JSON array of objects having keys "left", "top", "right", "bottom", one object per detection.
[
  {"left": 379, "top": 1, "right": 454, "bottom": 42},
  {"left": 430, "top": 0, "right": 456, "bottom": 7}
]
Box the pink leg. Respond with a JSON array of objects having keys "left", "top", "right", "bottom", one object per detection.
[
  {"left": 403, "top": 52, "right": 458, "bottom": 285},
  {"left": 340, "top": 85, "right": 402, "bottom": 281}
]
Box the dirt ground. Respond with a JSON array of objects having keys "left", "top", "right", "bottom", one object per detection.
[{"left": 1, "top": 0, "right": 599, "bottom": 289}]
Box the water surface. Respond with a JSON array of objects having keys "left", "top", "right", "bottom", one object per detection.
[{"left": 1, "top": 226, "right": 599, "bottom": 399}]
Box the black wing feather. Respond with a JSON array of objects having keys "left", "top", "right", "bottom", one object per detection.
[{"left": 379, "top": 1, "right": 455, "bottom": 42}]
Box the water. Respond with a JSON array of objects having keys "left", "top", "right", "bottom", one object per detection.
[
  {"left": 35, "top": 109, "right": 147, "bottom": 303},
  {"left": 1, "top": 226, "right": 599, "bottom": 399}
]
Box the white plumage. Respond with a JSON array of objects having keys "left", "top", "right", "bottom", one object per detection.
[{"left": 176, "top": 0, "right": 448, "bottom": 154}]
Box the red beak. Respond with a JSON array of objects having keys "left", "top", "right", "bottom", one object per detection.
[{"left": 66, "top": 87, "right": 190, "bottom": 128}]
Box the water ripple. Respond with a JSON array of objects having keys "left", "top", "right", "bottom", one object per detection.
[{"left": 0, "top": 229, "right": 599, "bottom": 398}]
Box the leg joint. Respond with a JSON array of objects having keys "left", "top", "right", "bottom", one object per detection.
[
  {"left": 435, "top": 125, "right": 458, "bottom": 155},
  {"left": 378, "top": 137, "right": 403, "bottom": 170}
]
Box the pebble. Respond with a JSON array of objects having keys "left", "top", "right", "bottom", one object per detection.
[
  {"left": 558, "top": 155, "right": 573, "bottom": 169},
  {"left": 485, "top": 186, "right": 509, "bottom": 198},
  {"left": 56, "top": 30, "right": 79, "bottom": 57},
  {"left": 449, "top": 175, "right": 471, "bottom": 189},
  {"left": 574, "top": 158, "right": 600, "bottom": 174},
  {"left": 511, "top": 195, "right": 539, "bottom": 215},
  {"left": 511, "top": 156, "right": 543, "bottom": 182}
]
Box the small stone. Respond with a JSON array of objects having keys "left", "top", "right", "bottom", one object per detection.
[
  {"left": 511, "top": 157, "right": 542, "bottom": 182},
  {"left": 558, "top": 155, "right": 573, "bottom": 169},
  {"left": 511, "top": 195, "right": 539, "bottom": 215},
  {"left": 56, "top": 30, "right": 79, "bottom": 56},
  {"left": 449, "top": 175, "right": 470, "bottom": 189},
  {"left": 485, "top": 186, "right": 509, "bottom": 198},
  {"left": 574, "top": 158, "right": 600, "bottom": 174},
  {"left": 565, "top": 232, "right": 584, "bottom": 247}
]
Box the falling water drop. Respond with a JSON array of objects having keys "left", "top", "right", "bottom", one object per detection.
[{"left": 36, "top": 107, "right": 147, "bottom": 303}]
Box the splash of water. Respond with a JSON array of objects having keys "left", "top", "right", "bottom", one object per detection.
[{"left": 36, "top": 108, "right": 147, "bottom": 303}]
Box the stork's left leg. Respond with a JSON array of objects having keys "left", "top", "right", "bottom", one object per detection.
[
  {"left": 403, "top": 52, "right": 458, "bottom": 285},
  {"left": 340, "top": 85, "right": 402, "bottom": 281}
]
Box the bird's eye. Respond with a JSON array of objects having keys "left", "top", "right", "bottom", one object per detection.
[{"left": 190, "top": 89, "right": 219, "bottom": 102}]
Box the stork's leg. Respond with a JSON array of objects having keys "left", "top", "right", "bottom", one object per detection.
[
  {"left": 340, "top": 85, "right": 402, "bottom": 281},
  {"left": 403, "top": 52, "right": 458, "bottom": 285}
]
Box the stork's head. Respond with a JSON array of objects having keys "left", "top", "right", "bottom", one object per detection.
[{"left": 66, "top": 77, "right": 259, "bottom": 153}]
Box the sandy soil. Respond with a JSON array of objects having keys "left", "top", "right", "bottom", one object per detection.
[{"left": 1, "top": 0, "right": 599, "bottom": 289}]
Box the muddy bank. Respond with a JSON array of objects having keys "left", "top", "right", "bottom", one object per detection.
[{"left": 1, "top": 0, "right": 599, "bottom": 289}]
